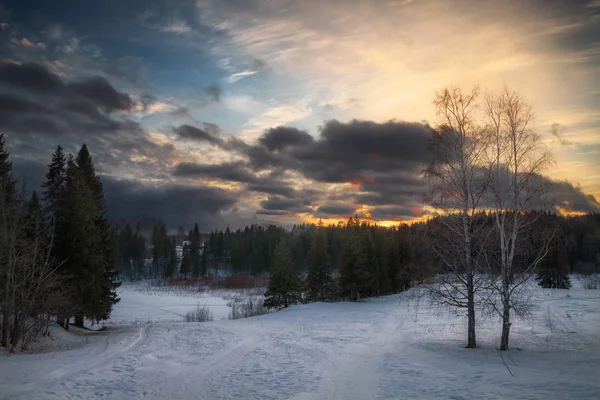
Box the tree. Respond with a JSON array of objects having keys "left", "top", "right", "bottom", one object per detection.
[
  {"left": 0, "top": 134, "right": 16, "bottom": 346},
  {"left": 483, "top": 87, "right": 554, "bottom": 351},
  {"left": 190, "top": 223, "right": 202, "bottom": 277},
  {"left": 535, "top": 221, "right": 571, "bottom": 289},
  {"left": 423, "top": 87, "right": 489, "bottom": 348},
  {"left": 180, "top": 242, "right": 191, "bottom": 277},
  {"left": 264, "top": 239, "right": 301, "bottom": 310},
  {"left": 41, "top": 145, "right": 66, "bottom": 228},
  {"left": 340, "top": 216, "right": 362, "bottom": 301},
  {"left": 306, "top": 227, "right": 334, "bottom": 302}
]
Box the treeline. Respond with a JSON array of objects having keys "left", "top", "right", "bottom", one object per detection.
[
  {"left": 114, "top": 211, "right": 600, "bottom": 283},
  {"left": 0, "top": 137, "right": 119, "bottom": 350}
]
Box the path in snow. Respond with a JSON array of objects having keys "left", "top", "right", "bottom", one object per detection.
[{"left": 1, "top": 283, "right": 600, "bottom": 399}]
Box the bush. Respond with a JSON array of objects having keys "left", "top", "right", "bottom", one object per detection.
[
  {"left": 229, "top": 297, "right": 268, "bottom": 320},
  {"left": 583, "top": 275, "right": 600, "bottom": 290},
  {"left": 184, "top": 305, "right": 214, "bottom": 322}
]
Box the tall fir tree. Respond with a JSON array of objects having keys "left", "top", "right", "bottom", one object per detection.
[
  {"left": 536, "top": 227, "right": 571, "bottom": 289},
  {"left": 180, "top": 243, "right": 191, "bottom": 277},
  {"left": 190, "top": 223, "right": 202, "bottom": 277},
  {"left": 306, "top": 228, "right": 334, "bottom": 302},
  {"left": 0, "top": 134, "right": 15, "bottom": 346},
  {"left": 75, "top": 145, "right": 120, "bottom": 322},
  {"left": 41, "top": 145, "right": 66, "bottom": 228},
  {"left": 264, "top": 239, "right": 302, "bottom": 310}
]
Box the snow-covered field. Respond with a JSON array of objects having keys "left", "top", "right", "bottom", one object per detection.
[
  {"left": 1, "top": 279, "right": 599, "bottom": 400},
  {"left": 105, "top": 282, "right": 248, "bottom": 324}
]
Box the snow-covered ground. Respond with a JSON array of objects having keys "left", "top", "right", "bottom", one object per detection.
[
  {"left": 1, "top": 279, "right": 599, "bottom": 400},
  {"left": 105, "top": 283, "right": 241, "bottom": 324}
]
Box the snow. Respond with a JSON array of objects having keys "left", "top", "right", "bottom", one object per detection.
[
  {"left": 1, "top": 278, "right": 599, "bottom": 400},
  {"left": 105, "top": 283, "right": 234, "bottom": 324}
]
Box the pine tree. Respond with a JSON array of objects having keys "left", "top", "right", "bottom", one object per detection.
[
  {"left": 306, "top": 229, "right": 333, "bottom": 302},
  {"left": 264, "top": 239, "right": 301, "bottom": 310}
]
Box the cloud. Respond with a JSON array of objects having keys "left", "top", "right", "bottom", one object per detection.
[
  {"left": 550, "top": 180, "right": 600, "bottom": 213},
  {"left": 103, "top": 177, "right": 239, "bottom": 230},
  {"left": 258, "top": 126, "right": 314, "bottom": 151},
  {"left": 205, "top": 83, "right": 222, "bottom": 102},
  {"left": 10, "top": 37, "right": 46, "bottom": 50},
  {"left": 161, "top": 19, "right": 192, "bottom": 34},
  {"left": 316, "top": 204, "right": 356, "bottom": 216},
  {"left": 0, "top": 61, "right": 177, "bottom": 186},
  {"left": 173, "top": 124, "right": 221, "bottom": 145},
  {"left": 173, "top": 161, "right": 258, "bottom": 183},
  {"left": 259, "top": 196, "right": 312, "bottom": 214},
  {"left": 0, "top": 62, "right": 133, "bottom": 112},
  {"left": 550, "top": 123, "right": 576, "bottom": 146}
]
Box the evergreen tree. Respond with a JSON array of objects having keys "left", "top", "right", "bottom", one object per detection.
[
  {"left": 41, "top": 145, "right": 66, "bottom": 227},
  {"left": 306, "top": 228, "right": 333, "bottom": 302},
  {"left": 75, "top": 145, "right": 120, "bottom": 323},
  {"left": 56, "top": 155, "right": 103, "bottom": 326},
  {"left": 340, "top": 216, "right": 363, "bottom": 301},
  {"left": 264, "top": 239, "right": 301, "bottom": 310},
  {"left": 536, "top": 227, "right": 571, "bottom": 289},
  {"left": 0, "top": 135, "right": 15, "bottom": 346},
  {"left": 180, "top": 243, "right": 191, "bottom": 277},
  {"left": 190, "top": 223, "right": 202, "bottom": 277},
  {"left": 165, "top": 237, "right": 178, "bottom": 277},
  {"left": 0, "top": 134, "right": 14, "bottom": 201}
]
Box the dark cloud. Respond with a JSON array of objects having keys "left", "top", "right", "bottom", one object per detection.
[
  {"left": 550, "top": 180, "right": 600, "bottom": 213},
  {"left": 247, "top": 181, "right": 298, "bottom": 198},
  {"left": 550, "top": 123, "right": 575, "bottom": 146},
  {"left": 103, "top": 177, "right": 239, "bottom": 230},
  {"left": 173, "top": 124, "right": 221, "bottom": 145},
  {"left": 316, "top": 204, "right": 356, "bottom": 216},
  {"left": 205, "top": 83, "right": 222, "bottom": 103},
  {"left": 251, "top": 58, "right": 268, "bottom": 71},
  {"left": 173, "top": 161, "right": 258, "bottom": 183},
  {"left": 0, "top": 62, "right": 133, "bottom": 112},
  {"left": 259, "top": 196, "right": 312, "bottom": 213},
  {"left": 258, "top": 126, "right": 314, "bottom": 151},
  {"left": 0, "top": 61, "right": 177, "bottom": 187},
  {"left": 169, "top": 105, "right": 191, "bottom": 118}
]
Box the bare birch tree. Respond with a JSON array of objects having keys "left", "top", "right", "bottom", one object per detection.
[
  {"left": 424, "top": 87, "right": 489, "bottom": 348},
  {"left": 483, "top": 87, "right": 554, "bottom": 351}
]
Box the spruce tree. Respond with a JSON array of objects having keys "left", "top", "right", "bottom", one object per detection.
[
  {"left": 180, "top": 243, "right": 191, "bottom": 277},
  {"left": 306, "top": 229, "right": 333, "bottom": 302},
  {"left": 190, "top": 223, "right": 202, "bottom": 277},
  {"left": 0, "top": 134, "right": 15, "bottom": 346},
  {"left": 264, "top": 239, "right": 301, "bottom": 310},
  {"left": 536, "top": 229, "right": 571, "bottom": 289},
  {"left": 340, "top": 216, "right": 362, "bottom": 301},
  {"left": 166, "top": 237, "right": 178, "bottom": 277},
  {"left": 0, "top": 134, "right": 14, "bottom": 201},
  {"left": 76, "top": 145, "right": 120, "bottom": 322},
  {"left": 57, "top": 155, "right": 102, "bottom": 326},
  {"left": 42, "top": 145, "right": 66, "bottom": 227}
]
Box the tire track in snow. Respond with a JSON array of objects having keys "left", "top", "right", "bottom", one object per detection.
[{"left": 5, "top": 325, "right": 150, "bottom": 400}]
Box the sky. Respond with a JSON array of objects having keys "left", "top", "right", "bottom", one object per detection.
[{"left": 1, "top": 0, "right": 599, "bottom": 230}]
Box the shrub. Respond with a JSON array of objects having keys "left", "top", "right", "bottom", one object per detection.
[
  {"left": 583, "top": 275, "right": 600, "bottom": 290},
  {"left": 229, "top": 297, "right": 268, "bottom": 320},
  {"left": 184, "top": 305, "right": 214, "bottom": 322}
]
